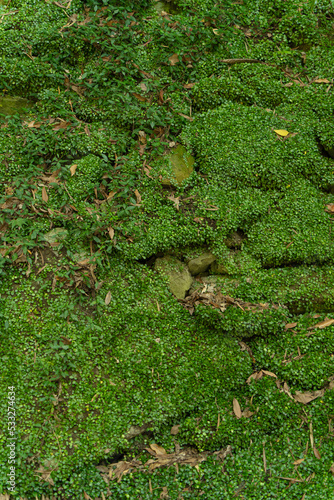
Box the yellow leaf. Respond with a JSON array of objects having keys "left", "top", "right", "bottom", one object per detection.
[
  {"left": 274, "top": 129, "right": 289, "bottom": 137},
  {"left": 212, "top": 28, "right": 219, "bottom": 35}
]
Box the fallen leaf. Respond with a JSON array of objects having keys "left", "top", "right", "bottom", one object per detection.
[
  {"left": 139, "top": 82, "right": 147, "bottom": 91},
  {"left": 294, "top": 389, "right": 324, "bottom": 404},
  {"left": 70, "top": 164, "right": 77, "bottom": 176},
  {"left": 169, "top": 54, "right": 179, "bottom": 66},
  {"left": 158, "top": 89, "right": 164, "bottom": 104},
  {"left": 262, "top": 370, "right": 277, "bottom": 378},
  {"left": 314, "top": 78, "right": 330, "bottom": 83},
  {"left": 246, "top": 371, "right": 263, "bottom": 384},
  {"left": 285, "top": 322, "right": 297, "bottom": 330},
  {"left": 308, "top": 318, "right": 334, "bottom": 329},
  {"left": 60, "top": 336, "right": 72, "bottom": 345},
  {"left": 274, "top": 129, "right": 289, "bottom": 137},
  {"left": 241, "top": 408, "right": 254, "bottom": 418},
  {"left": 233, "top": 398, "right": 242, "bottom": 419},
  {"left": 160, "top": 486, "right": 168, "bottom": 499},
  {"left": 183, "top": 83, "right": 196, "bottom": 89},
  {"left": 167, "top": 194, "right": 180, "bottom": 210},
  {"left": 133, "top": 93, "right": 147, "bottom": 102},
  {"left": 178, "top": 113, "right": 193, "bottom": 121},
  {"left": 42, "top": 186, "right": 48, "bottom": 203},
  {"left": 109, "top": 461, "right": 133, "bottom": 482},
  {"left": 313, "top": 446, "right": 321, "bottom": 459},
  {"left": 212, "top": 28, "right": 219, "bottom": 35},
  {"left": 293, "top": 458, "right": 304, "bottom": 465},
  {"left": 105, "top": 291, "right": 111, "bottom": 305},
  {"left": 171, "top": 425, "right": 180, "bottom": 435},
  {"left": 149, "top": 443, "right": 167, "bottom": 456},
  {"left": 134, "top": 189, "right": 141, "bottom": 205},
  {"left": 330, "top": 463, "right": 334, "bottom": 476},
  {"left": 108, "top": 227, "right": 114, "bottom": 240}
]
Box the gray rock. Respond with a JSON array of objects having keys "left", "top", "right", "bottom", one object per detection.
[
  {"left": 188, "top": 252, "right": 216, "bottom": 275},
  {"left": 155, "top": 255, "right": 193, "bottom": 299}
]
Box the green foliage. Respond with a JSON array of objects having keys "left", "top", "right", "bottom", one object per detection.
[{"left": 1, "top": 0, "right": 334, "bottom": 496}]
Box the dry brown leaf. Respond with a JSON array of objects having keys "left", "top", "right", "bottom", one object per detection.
[
  {"left": 160, "top": 486, "right": 169, "bottom": 499},
  {"left": 246, "top": 371, "right": 263, "bottom": 384},
  {"left": 314, "top": 78, "right": 330, "bottom": 83},
  {"left": 149, "top": 443, "right": 167, "bottom": 456},
  {"left": 149, "top": 478, "right": 153, "bottom": 493},
  {"left": 133, "top": 93, "right": 147, "bottom": 102},
  {"left": 167, "top": 194, "right": 180, "bottom": 211},
  {"left": 262, "top": 370, "right": 277, "bottom": 378},
  {"left": 108, "top": 227, "right": 114, "bottom": 240},
  {"left": 105, "top": 291, "right": 111, "bottom": 305},
  {"left": 42, "top": 186, "right": 48, "bottom": 203},
  {"left": 139, "top": 82, "right": 147, "bottom": 91},
  {"left": 308, "top": 318, "right": 334, "bottom": 329},
  {"left": 241, "top": 408, "right": 254, "bottom": 418},
  {"left": 158, "top": 89, "right": 164, "bottom": 104},
  {"left": 171, "top": 425, "right": 180, "bottom": 435},
  {"left": 313, "top": 446, "right": 321, "bottom": 459},
  {"left": 169, "top": 53, "right": 179, "bottom": 65},
  {"left": 70, "top": 164, "right": 77, "bottom": 176},
  {"left": 109, "top": 461, "right": 133, "bottom": 482},
  {"left": 178, "top": 113, "right": 194, "bottom": 121},
  {"left": 233, "top": 398, "right": 242, "bottom": 419},
  {"left": 35, "top": 465, "right": 57, "bottom": 486},
  {"left": 134, "top": 189, "right": 142, "bottom": 205},
  {"left": 294, "top": 389, "right": 324, "bottom": 404},
  {"left": 293, "top": 458, "right": 304, "bottom": 465},
  {"left": 330, "top": 463, "right": 334, "bottom": 476},
  {"left": 184, "top": 83, "right": 196, "bottom": 89},
  {"left": 285, "top": 322, "right": 297, "bottom": 330}
]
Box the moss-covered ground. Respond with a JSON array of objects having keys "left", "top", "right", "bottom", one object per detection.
[{"left": 1, "top": 0, "right": 334, "bottom": 498}]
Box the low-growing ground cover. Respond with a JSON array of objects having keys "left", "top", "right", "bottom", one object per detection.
[{"left": 1, "top": 0, "right": 334, "bottom": 498}]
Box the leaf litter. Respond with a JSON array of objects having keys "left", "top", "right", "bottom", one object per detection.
[{"left": 103, "top": 443, "right": 232, "bottom": 483}]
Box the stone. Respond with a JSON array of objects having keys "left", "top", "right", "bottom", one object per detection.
[
  {"left": 0, "top": 96, "right": 32, "bottom": 118},
  {"left": 210, "top": 261, "right": 229, "bottom": 274},
  {"left": 224, "top": 231, "right": 246, "bottom": 248},
  {"left": 188, "top": 252, "right": 216, "bottom": 275},
  {"left": 154, "top": 256, "right": 193, "bottom": 299},
  {"left": 154, "top": 0, "right": 179, "bottom": 15},
  {"left": 161, "top": 145, "right": 195, "bottom": 186},
  {"left": 43, "top": 228, "right": 68, "bottom": 245}
]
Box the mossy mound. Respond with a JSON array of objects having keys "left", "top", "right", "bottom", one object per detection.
[
  {"left": 0, "top": 262, "right": 251, "bottom": 497},
  {"left": 0, "top": 96, "right": 32, "bottom": 118}
]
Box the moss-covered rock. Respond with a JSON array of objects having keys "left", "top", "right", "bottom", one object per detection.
[
  {"left": 43, "top": 227, "right": 68, "bottom": 245},
  {"left": 154, "top": 255, "right": 193, "bottom": 298},
  {"left": 161, "top": 145, "right": 195, "bottom": 186},
  {"left": 0, "top": 96, "right": 32, "bottom": 118},
  {"left": 188, "top": 252, "right": 216, "bottom": 275}
]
